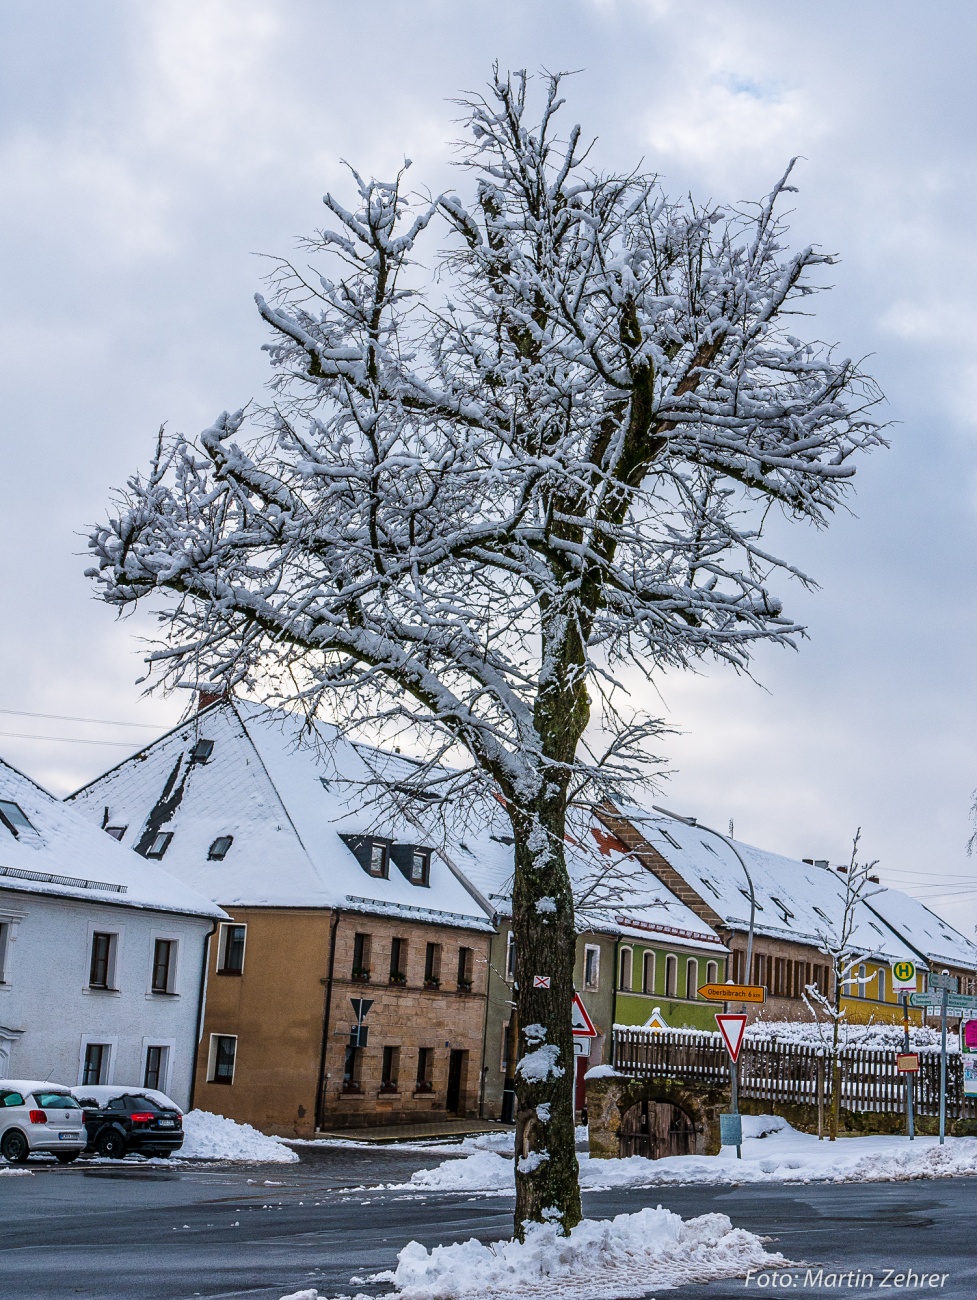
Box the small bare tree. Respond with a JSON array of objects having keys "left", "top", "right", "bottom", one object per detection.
[
  {"left": 805, "top": 830, "right": 882, "bottom": 1139},
  {"left": 87, "top": 69, "right": 884, "bottom": 1233}
]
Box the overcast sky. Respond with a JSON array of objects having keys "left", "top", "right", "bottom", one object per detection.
[{"left": 3, "top": 0, "right": 977, "bottom": 930}]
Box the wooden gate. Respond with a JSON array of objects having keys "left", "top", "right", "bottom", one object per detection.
[{"left": 619, "top": 1100, "right": 696, "bottom": 1159}]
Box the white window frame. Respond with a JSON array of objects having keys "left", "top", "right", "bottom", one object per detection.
[
  {"left": 85, "top": 922, "right": 123, "bottom": 993},
  {"left": 505, "top": 930, "right": 515, "bottom": 981},
  {"left": 141, "top": 1037, "right": 175, "bottom": 1093},
  {"left": 0, "top": 907, "right": 25, "bottom": 988},
  {"left": 664, "top": 953, "right": 678, "bottom": 998},
  {"left": 686, "top": 957, "right": 699, "bottom": 1000},
  {"left": 642, "top": 950, "right": 655, "bottom": 994},
  {"left": 583, "top": 943, "right": 600, "bottom": 991},
  {"left": 148, "top": 931, "right": 181, "bottom": 996},
  {"left": 618, "top": 946, "right": 633, "bottom": 992},
  {"left": 207, "top": 1032, "right": 238, "bottom": 1084},
  {"left": 78, "top": 1036, "right": 117, "bottom": 1087},
  {"left": 217, "top": 922, "right": 247, "bottom": 975}
]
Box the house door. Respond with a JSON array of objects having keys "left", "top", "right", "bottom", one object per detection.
[
  {"left": 446, "top": 1049, "right": 467, "bottom": 1115},
  {"left": 619, "top": 1101, "right": 695, "bottom": 1159}
]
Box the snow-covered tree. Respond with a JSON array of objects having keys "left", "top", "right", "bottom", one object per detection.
[
  {"left": 804, "top": 830, "right": 882, "bottom": 1140},
  {"left": 88, "top": 69, "right": 885, "bottom": 1232}
]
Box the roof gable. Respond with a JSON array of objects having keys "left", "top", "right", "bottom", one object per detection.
[{"left": 0, "top": 756, "right": 223, "bottom": 918}]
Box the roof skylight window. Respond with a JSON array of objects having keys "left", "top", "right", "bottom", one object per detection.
[
  {"left": 0, "top": 800, "right": 33, "bottom": 838},
  {"left": 104, "top": 825, "right": 127, "bottom": 842},
  {"left": 658, "top": 828, "right": 681, "bottom": 851},
  {"left": 190, "top": 739, "right": 214, "bottom": 763},
  {"left": 812, "top": 905, "right": 831, "bottom": 922},
  {"left": 145, "top": 831, "right": 173, "bottom": 859},
  {"left": 699, "top": 877, "right": 722, "bottom": 899},
  {"left": 208, "top": 835, "right": 234, "bottom": 861},
  {"left": 868, "top": 921, "right": 883, "bottom": 934},
  {"left": 739, "top": 887, "right": 763, "bottom": 910},
  {"left": 701, "top": 840, "right": 719, "bottom": 855},
  {"left": 770, "top": 895, "right": 795, "bottom": 921}
]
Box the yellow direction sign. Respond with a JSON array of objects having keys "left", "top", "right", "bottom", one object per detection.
[{"left": 698, "top": 982, "right": 765, "bottom": 1005}]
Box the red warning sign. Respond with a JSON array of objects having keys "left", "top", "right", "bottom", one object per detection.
[{"left": 715, "top": 1013, "right": 748, "bottom": 1063}]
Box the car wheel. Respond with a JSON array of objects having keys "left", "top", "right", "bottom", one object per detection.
[
  {"left": 95, "top": 1130, "right": 127, "bottom": 1160},
  {"left": 55, "top": 1151, "right": 80, "bottom": 1165},
  {"left": 0, "top": 1129, "right": 30, "bottom": 1163}
]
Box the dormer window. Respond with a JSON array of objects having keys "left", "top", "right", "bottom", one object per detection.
[
  {"left": 0, "top": 800, "right": 33, "bottom": 838},
  {"left": 104, "top": 826, "right": 127, "bottom": 842},
  {"left": 146, "top": 831, "right": 173, "bottom": 859},
  {"left": 208, "top": 835, "right": 233, "bottom": 861},
  {"left": 190, "top": 739, "right": 214, "bottom": 763},
  {"left": 341, "top": 834, "right": 391, "bottom": 879},
  {"left": 390, "top": 844, "right": 431, "bottom": 887}
]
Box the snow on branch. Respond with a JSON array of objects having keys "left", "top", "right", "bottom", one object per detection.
[{"left": 88, "top": 69, "right": 886, "bottom": 811}]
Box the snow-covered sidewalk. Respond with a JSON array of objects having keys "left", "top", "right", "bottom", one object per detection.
[
  {"left": 281, "top": 1205, "right": 784, "bottom": 1300},
  {"left": 397, "top": 1115, "right": 977, "bottom": 1193}
]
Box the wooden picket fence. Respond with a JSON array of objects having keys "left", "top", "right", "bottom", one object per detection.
[{"left": 612, "top": 1027, "right": 977, "bottom": 1119}]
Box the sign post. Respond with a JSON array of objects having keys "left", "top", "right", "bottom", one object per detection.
[
  {"left": 928, "top": 971, "right": 957, "bottom": 1146},
  {"left": 716, "top": 1012, "right": 749, "bottom": 1159},
  {"left": 898, "top": 993, "right": 915, "bottom": 1140}
]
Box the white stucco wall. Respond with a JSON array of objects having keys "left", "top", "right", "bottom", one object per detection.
[{"left": 0, "top": 886, "right": 214, "bottom": 1110}]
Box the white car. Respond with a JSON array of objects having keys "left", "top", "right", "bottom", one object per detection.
[{"left": 0, "top": 1080, "right": 87, "bottom": 1164}]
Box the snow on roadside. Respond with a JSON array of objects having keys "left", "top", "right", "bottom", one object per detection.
[
  {"left": 0, "top": 1167, "right": 33, "bottom": 1176},
  {"left": 180, "top": 1110, "right": 299, "bottom": 1163},
  {"left": 400, "top": 1116, "right": 977, "bottom": 1193},
  {"left": 280, "top": 1206, "right": 784, "bottom": 1300}
]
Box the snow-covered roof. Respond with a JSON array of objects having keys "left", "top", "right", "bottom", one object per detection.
[
  {"left": 617, "top": 811, "right": 921, "bottom": 965},
  {"left": 454, "top": 810, "right": 726, "bottom": 951},
  {"left": 0, "top": 757, "right": 224, "bottom": 921},
  {"left": 68, "top": 700, "right": 493, "bottom": 929},
  {"left": 865, "top": 889, "right": 977, "bottom": 972}
]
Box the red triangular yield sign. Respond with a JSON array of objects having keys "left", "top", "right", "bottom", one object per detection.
[
  {"left": 715, "top": 1013, "right": 748, "bottom": 1062},
  {"left": 572, "top": 992, "right": 598, "bottom": 1037}
]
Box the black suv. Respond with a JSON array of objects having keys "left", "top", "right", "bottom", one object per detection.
[{"left": 78, "top": 1092, "right": 184, "bottom": 1159}]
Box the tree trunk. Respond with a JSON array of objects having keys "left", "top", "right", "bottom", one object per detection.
[
  {"left": 509, "top": 792, "right": 582, "bottom": 1238},
  {"left": 829, "top": 967, "right": 842, "bottom": 1141}
]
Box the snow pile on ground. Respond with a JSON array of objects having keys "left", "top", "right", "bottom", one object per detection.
[
  {"left": 180, "top": 1110, "right": 299, "bottom": 1163},
  {"left": 0, "top": 1167, "right": 33, "bottom": 1176},
  {"left": 402, "top": 1117, "right": 977, "bottom": 1193},
  {"left": 281, "top": 1207, "right": 783, "bottom": 1300}
]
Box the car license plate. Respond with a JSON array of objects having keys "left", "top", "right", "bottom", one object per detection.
[
  {"left": 158, "top": 1119, "right": 175, "bottom": 1127},
  {"left": 58, "top": 1132, "right": 78, "bottom": 1140}
]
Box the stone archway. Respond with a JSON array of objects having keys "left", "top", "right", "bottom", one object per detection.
[{"left": 586, "top": 1072, "right": 727, "bottom": 1159}]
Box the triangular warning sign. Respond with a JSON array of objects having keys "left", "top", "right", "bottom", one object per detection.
[
  {"left": 572, "top": 992, "right": 598, "bottom": 1037},
  {"left": 715, "top": 1013, "right": 748, "bottom": 1062},
  {"left": 643, "top": 1007, "right": 668, "bottom": 1032}
]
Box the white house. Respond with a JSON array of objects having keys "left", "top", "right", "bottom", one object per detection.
[{"left": 0, "top": 757, "right": 225, "bottom": 1109}]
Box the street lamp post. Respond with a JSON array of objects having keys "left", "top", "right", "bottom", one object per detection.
[{"left": 652, "top": 806, "right": 758, "bottom": 1159}]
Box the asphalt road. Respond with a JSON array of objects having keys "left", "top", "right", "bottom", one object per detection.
[{"left": 2, "top": 1145, "right": 976, "bottom": 1300}]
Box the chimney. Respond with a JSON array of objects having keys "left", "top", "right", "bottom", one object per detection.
[{"left": 197, "top": 689, "right": 225, "bottom": 713}]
